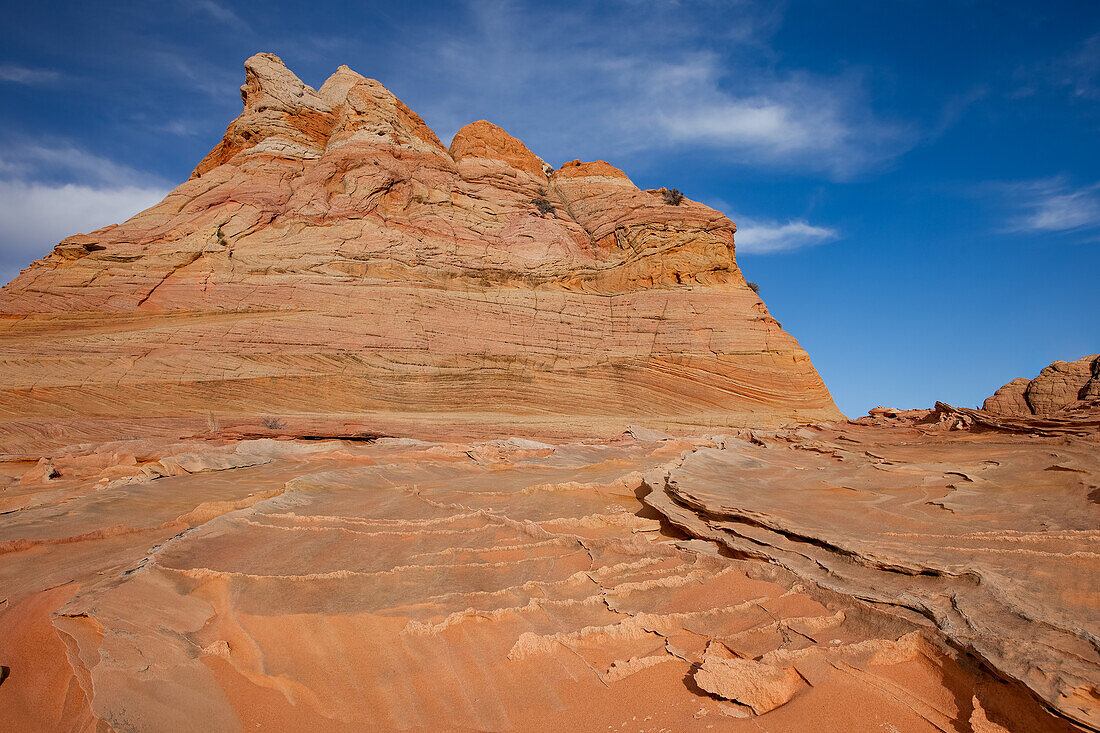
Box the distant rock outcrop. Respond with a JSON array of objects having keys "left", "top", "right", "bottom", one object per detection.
[
  {"left": 0, "top": 53, "right": 841, "bottom": 448},
  {"left": 983, "top": 354, "right": 1100, "bottom": 417}
]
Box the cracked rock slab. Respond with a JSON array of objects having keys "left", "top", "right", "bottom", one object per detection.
[
  {"left": 0, "top": 434, "right": 1079, "bottom": 731},
  {"left": 643, "top": 414, "right": 1100, "bottom": 730}
]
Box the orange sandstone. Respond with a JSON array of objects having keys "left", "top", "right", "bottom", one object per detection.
[
  {"left": 0, "top": 54, "right": 1093, "bottom": 733},
  {"left": 0, "top": 52, "right": 839, "bottom": 452}
]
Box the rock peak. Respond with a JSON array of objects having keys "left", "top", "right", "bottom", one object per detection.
[
  {"left": 1, "top": 52, "right": 842, "bottom": 442},
  {"left": 240, "top": 52, "right": 327, "bottom": 112},
  {"left": 450, "top": 120, "right": 550, "bottom": 179},
  {"left": 317, "top": 64, "right": 366, "bottom": 107}
]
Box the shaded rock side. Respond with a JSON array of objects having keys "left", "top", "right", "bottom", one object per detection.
[{"left": 0, "top": 52, "right": 841, "bottom": 445}]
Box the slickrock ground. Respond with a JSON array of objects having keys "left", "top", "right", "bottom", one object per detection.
[
  {"left": 0, "top": 430, "right": 1086, "bottom": 732},
  {"left": 0, "top": 52, "right": 840, "bottom": 452},
  {"left": 643, "top": 403, "right": 1100, "bottom": 730}
]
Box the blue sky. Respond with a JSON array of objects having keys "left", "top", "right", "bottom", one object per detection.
[{"left": 0, "top": 0, "right": 1097, "bottom": 416}]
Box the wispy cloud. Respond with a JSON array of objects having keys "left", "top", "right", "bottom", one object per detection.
[
  {"left": 152, "top": 50, "right": 242, "bottom": 100},
  {"left": 406, "top": 0, "right": 910, "bottom": 178},
  {"left": 1056, "top": 32, "right": 1100, "bottom": 100},
  {"left": 0, "top": 140, "right": 167, "bottom": 188},
  {"left": 701, "top": 197, "right": 839, "bottom": 255},
  {"left": 156, "top": 120, "right": 202, "bottom": 136},
  {"left": 0, "top": 141, "right": 169, "bottom": 284},
  {"left": 733, "top": 218, "right": 839, "bottom": 254},
  {"left": 189, "top": 0, "right": 251, "bottom": 31},
  {"left": 1002, "top": 177, "right": 1100, "bottom": 234},
  {"left": 0, "top": 64, "right": 61, "bottom": 85},
  {"left": 701, "top": 195, "right": 839, "bottom": 254},
  {"left": 1015, "top": 32, "right": 1100, "bottom": 101}
]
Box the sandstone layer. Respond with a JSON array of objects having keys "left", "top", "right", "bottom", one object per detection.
[
  {"left": 0, "top": 430, "right": 1081, "bottom": 732},
  {"left": 0, "top": 53, "right": 840, "bottom": 452},
  {"left": 983, "top": 354, "right": 1100, "bottom": 417},
  {"left": 642, "top": 403, "right": 1100, "bottom": 730}
]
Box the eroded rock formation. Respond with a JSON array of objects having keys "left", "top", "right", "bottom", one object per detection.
[
  {"left": 984, "top": 354, "right": 1100, "bottom": 417},
  {"left": 641, "top": 397, "right": 1100, "bottom": 729},
  {"left": 0, "top": 432, "right": 1080, "bottom": 731},
  {"left": 0, "top": 53, "right": 1094, "bottom": 732},
  {"left": 0, "top": 52, "right": 840, "bottom": 452}
]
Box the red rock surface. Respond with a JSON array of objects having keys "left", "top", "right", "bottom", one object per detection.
[
  {"left": 0, "top": 53, "right": 840, "bottom": 451},
  {"left": 984, "top": 354, "right": 1100, "bottom": 417},
  {"left": 642, "top": 408, "right": 1100, "bottom": 729},
  {"left": 0, "top": 54, "right": 1095, "bottom": 732},
  {"left": 0, "top": 432, "right": 1082, "bottom": 732}
]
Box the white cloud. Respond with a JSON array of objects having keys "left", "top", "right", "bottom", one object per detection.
[
  {"left": 152, "top": 51, "right": 242, "bottom": 100},
  {"left": 1065, "top": 33, "right": 1100, "bottom": 99},
  {"left": 1014, "top": 33, "right": 1100, "bottom": 102},
  {"left": 1050, "top": 32, "right": 1100, "bottom": 101},
  {"left": 0, "top": 141, "right": 170, "bottom": 285},
  {"left": 0, "top": 64, "right": 61, "bottom": 85},
  {"left": 0, "top": 142, "right": 165, "bottom": 188},
  {"left": 734, "top": 218, "right": 839, "bottom": 254},
  {"left": 0, "top": 182, "right": 168, "bottom": 284},
  {"left": 189, "top": 0, "right": 251, "bottom": 30},
  {"left": 157, "top": 120, "right": 201, "bottom": 136},
  {"left": 702, "top": 197, "right": 839, "bottom": 254},
  {"left": 406, "top": 1, "right": 910, "bottom": 177},
  {"left": 1003, "top": 178, "right": 1100, "bottom": 233}
]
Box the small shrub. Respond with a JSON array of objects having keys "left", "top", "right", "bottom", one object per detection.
[
  {"left": 746, "top": 281, "right": 760, "bottom": 293},
  {"left": 532, "top": 197, "right": 554, "bottom": 215},
  {"left": 261, "top": 416, "right": 285, "bottom": 430},
  {"left": 660, "top": 187, "right": 684, "bottom": 205}
]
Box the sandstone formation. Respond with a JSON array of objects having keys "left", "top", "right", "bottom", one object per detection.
[
  {"left": 642, "top": 406, "right": 1100, "bottom": 729},
  {"left": 983, "top": 354, "right": 1100, "bottom": 417},
  {"left": 0, "top": 52, "right": 840, "bottom": 452},
  {"left": 0, "top": 432, "right": 1082, "bottom": 731},
  {"left": 0, "top": 53, "right": 1095, "bottom": 732}
]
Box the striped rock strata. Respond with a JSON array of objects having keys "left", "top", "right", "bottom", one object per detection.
[
  {"left": 0, "top": 433, "right": 1075, "bottom": 731},
  {"left": 642, "top": 410, "right": 1100, "bottom": 729},
  {"left": 0, "top": 53, "right": 839, "bottom": 451}
]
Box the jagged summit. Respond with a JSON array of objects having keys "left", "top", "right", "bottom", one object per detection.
[
  {"left": 192, "top": 53, "right": 445, "bottom": 178},
  {"left": 0, "top": 52, "right": 841, "bottom": 449}
]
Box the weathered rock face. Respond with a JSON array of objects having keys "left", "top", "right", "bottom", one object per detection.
[
  {"left": 0, "top": 53, "right": 840, "bottom": 450},
  {"left": 642, "top": 410, "right": 1100, "bottom": 729},
  {"left": 0, "top": 432, "right": 1079, "bottom": 732},
  {"left": 983, "top": 354, "right": 1100, "bottom": 417}
]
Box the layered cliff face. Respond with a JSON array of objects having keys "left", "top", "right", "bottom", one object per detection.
[
  {"left": 0, "top": 53, "right": 840, "bottom": 449},
  {"left": 7, "top": 52, "right": 1094, "bottom": 733}
]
